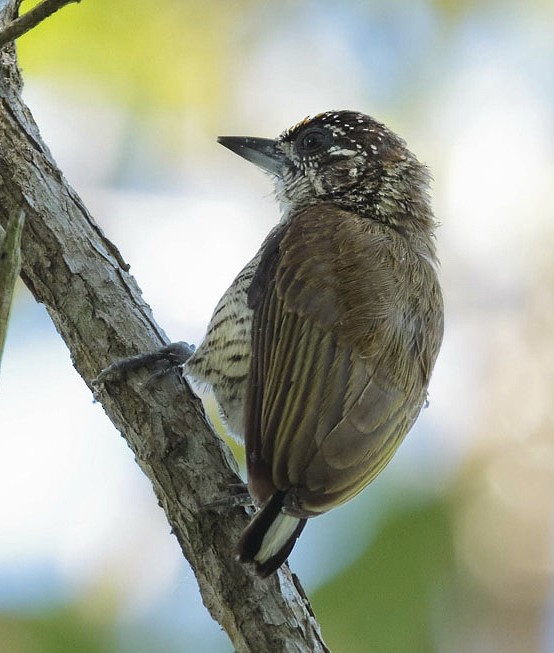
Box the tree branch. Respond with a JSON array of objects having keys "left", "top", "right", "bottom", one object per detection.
[
  {"left": 0, "top": 0, "right": 80, "bottom": 50},
  {"left": 0, "top": 3, "right": 329, "bottom": 652},
  {"left": 0, "top": 208, "right": 25, "bottom": 365}
]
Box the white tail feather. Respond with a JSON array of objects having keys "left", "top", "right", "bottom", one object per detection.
[{"left": 254, "top": 513, "right": 301, "bottom": 564}]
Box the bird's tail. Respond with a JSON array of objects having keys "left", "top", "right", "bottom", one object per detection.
[{"left": 238, "top": 491, "right": 307, "bottom": 577}]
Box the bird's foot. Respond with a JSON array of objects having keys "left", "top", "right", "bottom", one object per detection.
[
  {"left": 203, "top": 483, "right": 254, "bottom": 511},
  {"left": 93, "top": 341, "right": 195, "bottom": 388}
]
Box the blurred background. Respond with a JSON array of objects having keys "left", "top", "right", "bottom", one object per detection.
[{"left": 1, "top": 0, "right": 554, "bottom": 651}]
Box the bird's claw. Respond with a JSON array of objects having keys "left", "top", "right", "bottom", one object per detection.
[{"left": 93, "top": 341, "right": 195, "bottom": 387}]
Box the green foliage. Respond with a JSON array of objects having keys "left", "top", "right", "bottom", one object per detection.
[
  {"left": 0, "top": 607, "right": 115, "bottom": 653},
  {"left": 312, "top": 496, "right": 457, "bottom": 653},
  {"left": 17, "top": 0, "right": 250, "bottom": 113}
]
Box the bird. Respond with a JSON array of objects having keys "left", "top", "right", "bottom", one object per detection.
[
  {"left": 185, "top": 110, "right": 444, "bottom": 576},
  {"left": 95, "top": 110, "right": 443, "bottom": 578}
]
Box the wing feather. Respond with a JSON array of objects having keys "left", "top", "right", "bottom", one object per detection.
[{"left": 245, "top": 202, "right": 442, "bottom": 515}]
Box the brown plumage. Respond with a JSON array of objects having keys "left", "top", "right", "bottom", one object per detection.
[{"left": 185, "top": 110, "right": 443, "bottom": 576}]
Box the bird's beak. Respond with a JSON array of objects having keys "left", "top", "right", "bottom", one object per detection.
[{"left": 217, "top": 136, "right": 285, "bottom": 177}]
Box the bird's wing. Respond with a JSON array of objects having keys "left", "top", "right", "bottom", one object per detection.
[{"left": 245, "top": 203, "right": 441, "bottom": 514}]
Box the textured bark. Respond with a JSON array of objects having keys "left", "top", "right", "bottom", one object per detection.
[
  {"left": 0, "top": 0, "right": 80, "bottom": 49},
  {"left": 0, "top": 3, "right": 329, "bottom": 651},
  {"left": 0, "top": 208, "right": 24, "bottom": 362}
]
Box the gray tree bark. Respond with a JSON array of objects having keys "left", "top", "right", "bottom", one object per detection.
[
  {"left": 0, "top": 208, "right": 24, "bottom": 363},
  {"left": 0, "top": 2, "right": 329, "bottom": 651}
]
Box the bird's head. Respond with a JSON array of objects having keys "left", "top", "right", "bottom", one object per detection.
[{"left": 218, "top": 110, "right": 434, "bottom": 234}]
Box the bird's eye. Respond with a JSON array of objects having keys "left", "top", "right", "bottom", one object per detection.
[{"left": 297, "top": 128, "right": 330, "bottom": 155}]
